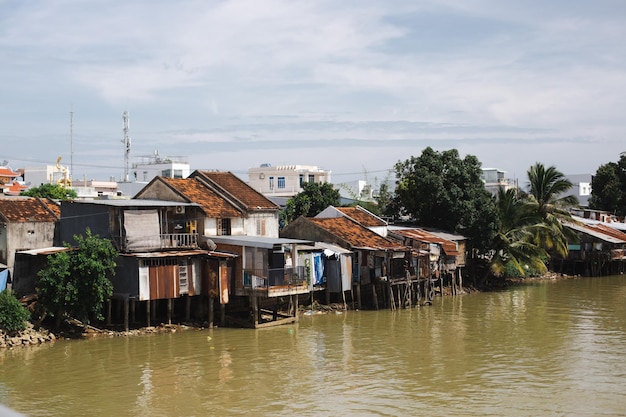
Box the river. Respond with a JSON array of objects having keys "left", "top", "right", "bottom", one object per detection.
[{"left": 1, "top": 275, "right": 626, "bottom": 416}]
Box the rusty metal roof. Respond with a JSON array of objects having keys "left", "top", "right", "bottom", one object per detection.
[
  {"left": 390, "top": 228, "right": 459, "bottom": 256},
  {"left": 307, "top": 217, "right": 406, "bottom": 251},
  {"left": 121, "top": 249, "right": 238, "bottom": 258},
  {"left": 0, "top": 197, "right": 60, "bottom": 223},
  {"left": 336, "top": 206, "right": 387, "bottom": 227}
]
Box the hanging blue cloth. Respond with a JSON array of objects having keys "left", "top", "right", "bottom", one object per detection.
[
  {"left": 313, "top": 253, "right": 325, "bottom": 286},
  {"left": 0, "top": 269, "right": 8, "bottom": 292}
]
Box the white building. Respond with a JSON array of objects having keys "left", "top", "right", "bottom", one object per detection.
[
  {"left": 481, "top": 168, "right": 516, "bottom": 195},
  {"left": 247, "top": 163, "right": 332, "bottom": 197},
  {"left": 131, "top": 151, "right": 190, "bottom": 182}
]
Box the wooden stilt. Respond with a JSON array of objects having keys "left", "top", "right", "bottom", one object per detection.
[
  {"left": 220, "top": 303, "right": 226, "bottom": 327},
  {"left": 251, "top": 296, "right": 259, "bottom": 327},
  {"left": 167, "top": 299, "right": 172, "bottom": 325},
  {"left": 130, "top": 299, "right": 136, "bottom": 323},
  {"left": 150, "top": 300, "right": 156, "bottom": 322},
  {"left": 146, "top": 300, "right": 151, "bottom": 327},
  {"left": 372, "top": 283, "right": 379, "bottom": 310},
  {"left": 185, "top": 295, "right": 191, "bottom": 322},
  {"left": 356, "top": 281, "right": 362, "bottom": 310},
  {"left": 208, "top": 297, "right": 214, "bottom": 329},
  {"left": 124, "top": 298, "right": 129, "bottom": 332},
  {"left": 106, "top": 300, "right": 112, "bottom": 326}
]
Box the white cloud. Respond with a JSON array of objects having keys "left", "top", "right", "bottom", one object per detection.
[{"left": 0, "top": 0, "right": 625, "bottom": 183}]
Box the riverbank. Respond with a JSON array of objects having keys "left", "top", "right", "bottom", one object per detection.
[{"left": 2, "top": 272, "right": 578, "bottom": 349}]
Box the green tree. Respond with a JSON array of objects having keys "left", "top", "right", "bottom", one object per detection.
[
  {"left": 282, "top": 182, "right": 340, "bottom": 226},
  {"left": 21, "top": 183, "right": 77, "bottom": 200},
  {"left": 37, "top": 229, "right": 117, "bottom": 326},
  {"left": 489, "top": 188, "right": 548, "bottom": 278},
  {"left": 589, "top": 154, "right": 626, "bottom": 216},
  {"left": 0, "top": 289, "right": 31, "bottom": 332},
  {"left": 394, "top": 147, "right": 497, "bottom": 252},
  {"left": 526, "top": 162, "right": 579, "bottom": 259}
]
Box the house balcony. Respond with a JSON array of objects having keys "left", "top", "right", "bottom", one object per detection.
[
  {"left": 115, "top": 233, "right": 199, "bottom": 252},
  {"left": 241, "top": 266, "right": 308, "bottom": 297}
]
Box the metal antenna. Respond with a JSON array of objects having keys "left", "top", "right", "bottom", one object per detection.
[
  {"left": 122, "top": 110, "right": 131, "bottom": 182},
  {"left": 70, "top": 109, "right": 74, "bottom": 180}
]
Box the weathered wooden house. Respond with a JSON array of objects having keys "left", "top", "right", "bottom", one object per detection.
[
  {"left": 280, "top": 215, "right": 412, "bottom": 309},
  {"left": 209, "top": 235, "right": 315, "bottom": 328},
  {"left": 0, "top": 197, "right": 60, "bottom": 287},
  {"left": 562, "top": 221, "right": 626, "bottom": 276},
  {"left": 189, "top": 170, "right": 281, "bottom": 237},
  {"left": 59, "top": 199, "right": 237, "bottom": 328},
  {"left": 134, "top": 173, "right": 280, "bottom": 238},
  {"left": 387, "top": 227, "right": 467, "bottom": 295}
]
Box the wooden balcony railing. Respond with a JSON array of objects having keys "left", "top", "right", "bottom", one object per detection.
[{"left": 115, "top": 233, "right": 199, "bottom": 252}]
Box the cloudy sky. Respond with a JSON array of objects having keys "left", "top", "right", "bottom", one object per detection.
[{"left": 1, "top": 0, "right": 625, "bottom": 186}]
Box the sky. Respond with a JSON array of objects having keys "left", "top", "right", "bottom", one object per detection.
[{"left": 1, "top": 0, "right": 625, "bottom": 187}]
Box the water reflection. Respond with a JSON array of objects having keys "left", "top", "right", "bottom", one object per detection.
[{"left": 1, "top": 276, "right": 626, "bottom": 416}]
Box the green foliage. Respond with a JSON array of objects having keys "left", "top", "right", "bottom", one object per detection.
[
  {"left": 21, "top": 183, "right": 77, "bottom": 200},
  {"left": 37, "top": 229, "right": 117, "bottom": 324},
  {"left": 589, "top": 154, "right": 626, "bottom": 216},
  {"left": 489, "top": 188, "right": 548, "bottom": 278},
  {"left": 526, "top": 163, "right": 578, "bottom": 259},
  {"left": 0, "top": 289, "right": 31, "bottom": 332},
  {"left": 282, "top": 182, "right": 340, "bottom": 226},
  {"left": 393, "top": 147, "right": 497, "bottom": 252}
]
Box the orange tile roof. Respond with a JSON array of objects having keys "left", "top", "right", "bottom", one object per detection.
[
  {"left": 162, "top": 178, "right": 243, "bottom": 218},
  {"left": 0, "top": 167, "right": 20, "bottom": 178},
  {"left": 0, "top": 197, "right": 60, "bottom": 223},
  {"left": 194, "top": 171, "right": 279, "bottom": 211},
  {"left": 391, "top": 228, "right": 459, "bottom": 256},
  {"left": 337, "top": 206, "right": 386, "bottom": 227},
  {"left": 308, "top": 217, "right": 405, "bottom": 250}
]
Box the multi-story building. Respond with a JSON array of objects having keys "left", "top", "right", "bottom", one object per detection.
[
  {"left": 481, "top": 168, "right": 516, "bottom": 195},
  {"left": 247, "top": 163, "right": 331, "bottom": 197}
]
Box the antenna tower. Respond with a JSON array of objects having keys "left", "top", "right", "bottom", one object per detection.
[
  {"left": 70, "top": 110, "right": 74, "bottom": 180},
  {"left": 122, "top": 110, "right": 131, "bottom": 182}
]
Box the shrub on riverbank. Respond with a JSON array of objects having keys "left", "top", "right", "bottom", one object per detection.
[{"left": 0, "top": 290, "right": 30, "bottom": 333}]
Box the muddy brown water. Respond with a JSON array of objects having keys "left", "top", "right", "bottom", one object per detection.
[{"left": 2, "top": 275, "right": 626, "bottom": 416}]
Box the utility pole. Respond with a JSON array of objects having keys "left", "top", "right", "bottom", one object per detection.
[{"left": 122, "top": 111, "right": 131, "bottom": 182}]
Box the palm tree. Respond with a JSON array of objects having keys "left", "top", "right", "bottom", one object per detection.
[
  {"left": 526, "top": 163, "right": 579, "bottom": 259},
  {"left": 489, "top": 188, "right": 548, "bottom": 277}
]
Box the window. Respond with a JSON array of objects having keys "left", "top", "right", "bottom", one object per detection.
[
  {"left": 173, "top": 169, "right": 183, "bottom": 179},
  {"left": 256, "top": 219, "right": 266, "bottom": 236},
  {"left": 299, "top": 174, "right": 304, "bottom": 187},
  {"left": 309, "top": 174, "right": 315, "bottom": 183},
  {"left": 161, "top": 169, "right": 172, "bottom": 177},
  {"left": 269, "top": 176, "right": 274, "bottom": 191},
  {"left": 278, "top": 176, "right": 285, "bottom": 189},
  {"left": 217, "top": 218, "right": 231, "bottom": 236}
]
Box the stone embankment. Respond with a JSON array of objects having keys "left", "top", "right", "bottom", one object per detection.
[{"left": 0, "top": 323, "right": 56, "bottom": 349}]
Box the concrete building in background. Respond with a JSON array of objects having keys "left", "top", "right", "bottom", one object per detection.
[
  {"left": 481, "top": 168, "right": 516, "bottom": 195},
  {"left": 247, "top": 163, "right": 331, "bottom": 198}
]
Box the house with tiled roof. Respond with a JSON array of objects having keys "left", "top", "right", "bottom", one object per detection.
[
  {"left": 58, "top": 198, "right": 238, "bottom": 328},
  {"left": 0, "top": 166, "right": 27, "bottom": 196},
  {"left": 280, "top": 215, "right": 414, "bottom": 309},
  {"left": 316, "top": 205, "right": 388, "bottom": 236},
  {"left": 0, "top": 197, "right": 60, "bottom": 281},
  {"left": 136, "top": 171, "right": 281, "bottom": 238}
]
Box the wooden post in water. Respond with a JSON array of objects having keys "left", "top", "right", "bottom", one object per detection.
[
  {"left": 106, "top": 300, "right": 112, "bottom": 326},
  {"left": 124, "top": 298, "right": 129, "bottom": 332},
  {"left": 146, "top": 300, "right": 151, "bottom": 327},
  {"left": 208, "top": 296, "right": 214, "bottom": 329},
  {"left": 372, "top": 283, "right": 379, "bottom": 310},
  {"left": 220, "top": 303, "right": 226, "bottom": 327},
  {"left": 131, "top": 299, "right": 136, "bottom": 324},
  {"left": 167, "top": 299, "right": 172, "bottom": 325},
  {"left": 251, "top": 296, "right": 259, "bottom": 327}
]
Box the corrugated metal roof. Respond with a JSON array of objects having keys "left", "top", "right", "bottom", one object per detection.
[
  {"left": 210, "top": 235, "right": 314, "bottom": 249},
  {"left": 17, "top": 247, "right": 70, "bottom": 255},
  {"left": 390, "top": 228, "right": 459, "bottom": 256},
  {"left": 565, "top": 222, "right": 626, "bottom": 244},
  {"left": 121, "top": 249, "right": 238, "bottom": 258}
]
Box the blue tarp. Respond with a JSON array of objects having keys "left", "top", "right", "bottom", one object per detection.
[
  {"left": 0, "top": 269, "right": 8, "bottom": 292},
  {"left": 313, "top": 253, "right": 325, "bottom": 286}
]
